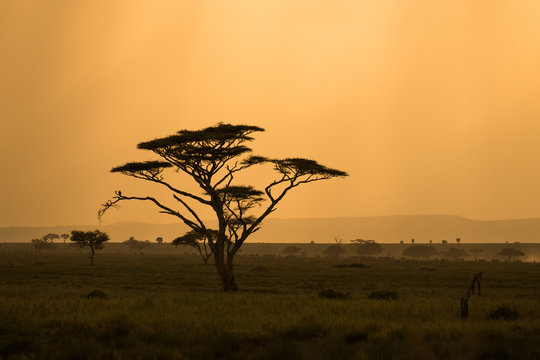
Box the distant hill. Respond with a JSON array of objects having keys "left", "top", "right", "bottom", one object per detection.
[{"left": 1, "top": 215, "right": 540, "bottom": 243}]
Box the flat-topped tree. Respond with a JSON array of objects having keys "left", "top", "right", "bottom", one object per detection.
[
  {"left": 173, "top": 229, "right": 218, "bottom": 265},
  {"left": 99, "top": 123, "right": 347, "bottom": 291}
]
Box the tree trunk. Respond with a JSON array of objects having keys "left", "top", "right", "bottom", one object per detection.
[{"left": 214, "top": 251, "right": 238, "bottom": 291}]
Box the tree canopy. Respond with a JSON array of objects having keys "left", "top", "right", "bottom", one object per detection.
[
  {"left": 352, "top": 239, "right": 383, "bottom": 257},
  {"left": 70, "top": 230, "right": 110, "bottom": 265},
  {"left": 498, "top": 247, "right": 525, "bottom": 261},
  {"left": 172, "top": 229, "right": 218, "bottom": 264},
  {"left": 99, "top": 123, "right": 348, "bottom": 290}
]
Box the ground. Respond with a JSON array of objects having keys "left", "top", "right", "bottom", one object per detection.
[{"left": 0, "top": 244, "right": 539, "bottom": 359}]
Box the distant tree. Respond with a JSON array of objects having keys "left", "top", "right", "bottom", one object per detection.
[
  {"left": 282, "top": 245, "right": 302, "bottom": 257},
  {"left": 173, "top": 230, "right": 218, "bottom": 265},
  {"left": 123, "top": 237, "right": 153, "bottom": 255},
  {"left": 155, "top": 236, "right": 163, "bottom": 245},
  {"left": 98, "top": 123, "right": 347, "bottom": 291},
  {"left": 469, "top": 247, "right": 483, "bottom": 260},
  {"left": 323, "top": 244, "right": 347, "bottom": 258},
  {"left": 441, "top": 247, "right": 469, "bottom": 260},
  {"left": 70, "top": 230, "right": 110, "bottom": 265},
  {"left": 400, "top": 240, "right": 404, "bottom": 244},
  {"left": 352, "top": 239, "right": 383, "bottom": 257},
  {"left": 402, "top": 245, "right": 438, "bottom": 259},
  {"left": 442, "top": 240, "right": 448, "bottom": 244},
  {"left": 60, "top": 233, "right": 70, "bottom": 243},
  {"left": 497, "top": 247, "right": 525, "bottom": 261},
  {"left": 42, "top": 233, "right": 60, "bottom": 243},
  {"left": 411, "top": 238, "right": 415, "bottom": 244},
  {"left": 456, "top": 238, "right": 461, "bottom": 244},
  {"left": 429, "top": 240, "right": 432, "bottom": 244},
  {"left": 31, "top": 237, "right": 57, "bottom": 251}
]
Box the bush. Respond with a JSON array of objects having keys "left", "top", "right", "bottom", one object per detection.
[
  {"left": 84, "top": 290, "right": 108, "bottom": 299},
  {"left": 488, "top": 305, "right": 520, "bottom": 320},
  {"left": 319, "top": 289, "right": 348, "bottom": 300},
  {"left": 368, "top": 290, "right": 397, "bottom": 300},
  {"left": 334, "top": 263, "right": 368, "bottom": 268}
]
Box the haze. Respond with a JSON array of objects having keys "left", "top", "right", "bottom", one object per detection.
[{"left": 1, "top": 1, "right": 540, "bottom": 227}]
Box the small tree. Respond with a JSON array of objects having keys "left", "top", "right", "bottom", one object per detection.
[
  {"left": 352, "top": 239, "right": 383, "bottom": 257},
  {"left": 60, "top": 233, "right": 70, "bottom": 243},
  {"left": 31, "top": 237, "right": 57, "bottom": 251},
  {"left": 469, "top": 247, "right": 483, "bottom": 261},
  {"left": 498, "top": 247, "right": 525, "bottom": 261},
  {"left": 442, "top": 240, "right": 448, "bottom": 244},
  {"left": 42, "top": 233, "right": 60, "bottom": 243},
  {"left": 282, "top": 245, "right": 302, "bottom": 257},
  {"left": 456, "top": 238, "right": 461, "bottom": 244},
  {"left": 123, "top": 237, "right": 152, "bottom": 255},
  {"left": 99, "top": 123, "right": 347, "bottom": 291},
  {"left": 155, "top": 236, "right": 163, "bottom": 245},
  {"left": 173, "top": 230, "right": 217, "bottom": 264},
  {"left": 441, "top": 247, "right": 469, "bottom": 260},
  {"left": 402, "top": 245, "right": 438, "bottom": 259},
  {"left": 70, "top": 230, "right": 110, "bottom": 265}
]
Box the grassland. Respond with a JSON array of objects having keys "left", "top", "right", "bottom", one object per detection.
[{"left": 0, "top": 244, "right": 539, "bottom": 359}]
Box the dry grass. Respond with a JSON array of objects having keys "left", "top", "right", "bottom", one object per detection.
[{"left": 0, "top": 245, "right": 539, "bottom": 359}]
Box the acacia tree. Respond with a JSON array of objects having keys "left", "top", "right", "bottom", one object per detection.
[
  {"left": 70, "top": 230, "right": 110, "bottom": 265},
  {"left": 352, "top": 239, "right": 383, "bottom": 257},
  {"left": 98, "top": 123, "right": 347, "bottom": 291},
  {"left": 173, "top": 229, "right": 218, "bottom": 264},
  {"left": 123, "top": 237, "right": 152, "bottom": 255},
  {"left": 498, "top": 247, "right": 525, "bottom": 261},
  {"left": 42, "top": 233, "right": 60, "bottom": 243},
  {"left": 60, "top": 233, "right": 70, "bottom": 243}
]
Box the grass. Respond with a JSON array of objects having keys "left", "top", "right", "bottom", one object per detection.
[{"left": 0, "top": 245, "right": 539, "bottom": 359}]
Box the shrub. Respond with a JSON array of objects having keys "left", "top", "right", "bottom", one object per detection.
[
  {"left": 334, "top": 263, "right": 368, "bottom": 268},
  {"left": 488, "top": 305, "right": 520, "bottom": 320},
  {"left": 84, "top": 290, "right": 107, "bottom": 299},
  {"left": 368, "top": 290, "right": 397, "bottom": 300},
  {"left": 319, "top": 289, "right": 348, "bottom": 299}
]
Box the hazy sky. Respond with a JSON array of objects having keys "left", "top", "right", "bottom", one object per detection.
[{"left": 1, "top": 1, "right": 540, "bottom": 226}]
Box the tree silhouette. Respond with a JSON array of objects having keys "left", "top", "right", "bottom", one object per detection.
[
  {"left": 98, "top": 123, "right": 348, "bottom": 291},
  {"left": 402, "top": 245, "right": 438, "bottom": 259},
  {"left": 42, "top": 233, "right": 60, "bottom": 243},
  {"left": 173, "top": 229, "right": 218, "bottom": 264},
  {"left": 498, "top": 247, "right": 525, "bottom": 261},
  {"left": 123, "top": 237, "right": 153, "bottom": 255},
  {"left": 31, "top": 237, "right": 57, "bottom": 251},
  {"left": 60, "top": 233, "right": 70, "bottom": 243},
  {"left": 70, "top": 230, "right": 109, "bottom": 265},
  {"left": 155, "top": 237, "right": 163, "bottom": 245},
  {"left": 352, "top": 239, "right": 383, "bottom": 257}
]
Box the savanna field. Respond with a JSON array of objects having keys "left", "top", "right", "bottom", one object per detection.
[{"left": 1, "top": 243, "right": 539, "bottom": 360}]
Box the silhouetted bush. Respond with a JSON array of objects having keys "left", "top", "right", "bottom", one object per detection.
[
  {"left": 334, "top": 263, "right": 368, "bottom": 268},
  {"left": 319, "top": 289, "right": 348, "bottom": 299},
  {"left": 488, "top": 305, "right": 520, "bottom": 320},
  {"left": 343, "top": 330, "right": 369, "bottom": 344},
  {"left": 84, "top": 289, "right": 108, "bottom": 299},
  {"left": 368, "top": 290, "right": 397, "bottom": 300},
  {"left": 281, "top": 322, "right": 328, "bottom": 340}
]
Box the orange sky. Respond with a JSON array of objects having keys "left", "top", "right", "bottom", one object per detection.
[{"left": 1, "top": 1, "right": 540, "bottom": 226}]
